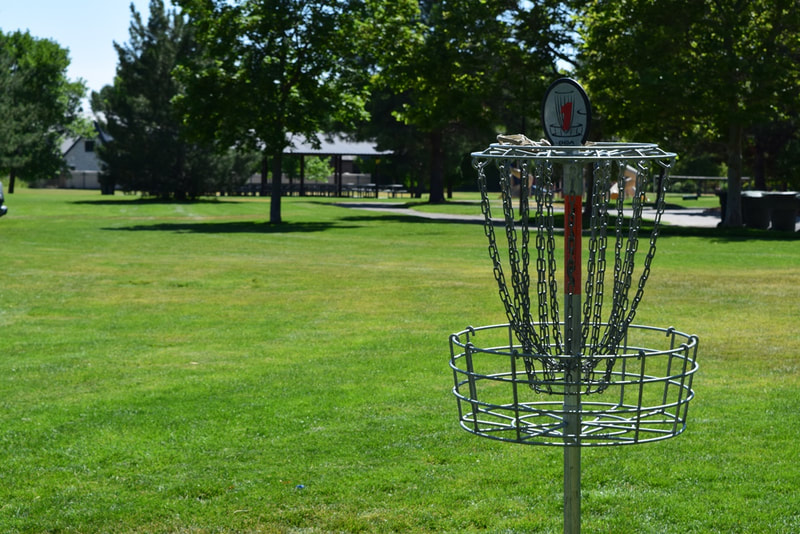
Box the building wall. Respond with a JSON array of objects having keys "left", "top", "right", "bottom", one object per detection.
[
  {"left": 65, "top": 139, "right": 102, "bottom": 173},
  {"left": 63, "top": 171, "right": 102, "bottom": 189},
  {"left": 60, "top": 138, "right": 103, "bottom": 189}
]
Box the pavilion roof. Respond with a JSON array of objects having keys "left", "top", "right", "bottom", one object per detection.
[{"left": 285, "top": 134, "right": 392, "bottom": 157}]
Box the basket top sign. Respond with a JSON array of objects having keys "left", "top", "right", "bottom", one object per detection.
[{"left": 542, "top": 78, "right": 592, "bottom": 146}]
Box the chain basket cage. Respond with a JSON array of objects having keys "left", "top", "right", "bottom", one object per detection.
[
  {"left": 450, "top": 323, "right": 698, "bottom": 446},
  {"left": 450, "top": 140, "right": 699, "bottom": 446}
]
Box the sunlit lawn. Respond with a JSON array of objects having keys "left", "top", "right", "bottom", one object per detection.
[{"left": 1, "top": 189, "right": 798, "bottom": 532}]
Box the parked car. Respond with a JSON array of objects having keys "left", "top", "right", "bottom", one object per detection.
[{"left": 0, "top": 181, "right": 7, "bottom": 217}]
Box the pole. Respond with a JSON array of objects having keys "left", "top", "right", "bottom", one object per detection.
[{"left": 563, "top": 163, "right": 583, "bottom": 534}]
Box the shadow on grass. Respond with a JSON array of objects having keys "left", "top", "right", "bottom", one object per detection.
[
  {"left": 338, "top": 213, "right": 486, "bottom": 225},
  {"left": 104, "top": 220, "right": 356, "bottom": 234},
  {"left": 97, "top": 200, "right": 797, "bottom": 241},
  {"left": 73, "top": 197, "right": 249, "bottom": 206}
]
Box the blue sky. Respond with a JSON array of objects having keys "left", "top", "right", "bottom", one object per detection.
[{"left": 0, "top": 1, "right": 173, "bottom": 106}]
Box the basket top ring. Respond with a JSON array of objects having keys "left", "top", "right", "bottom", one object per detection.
[{"left": 472, "top": 142, "right": 676, "bottom": 162}]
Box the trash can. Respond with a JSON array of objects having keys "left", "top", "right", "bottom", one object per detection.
[
  {"left": 765, "top": 192, "right": 798, "bottom": 232},
  {"left": 716, "top": 190, "right": 727, "bottom": 224},
  {"left": 741, "top": 191, "right": 770, "bottom": 229}
]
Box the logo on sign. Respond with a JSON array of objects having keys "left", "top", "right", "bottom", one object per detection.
[{"left": 542, "top": 78, "right": 592, "bottom": 146}]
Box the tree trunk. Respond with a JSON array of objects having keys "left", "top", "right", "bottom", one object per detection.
[
  {"left": 9, "top": 168, "right": 16, "bottom": 194},
  {"left": 270, "top": 151, "right": 282, "bottom": 224},
  {"left": 429, "top": 130, "right": 445, "bottom": 204},
  {"left": 723, "top": 123, "right": 744, "bottom": 227}
]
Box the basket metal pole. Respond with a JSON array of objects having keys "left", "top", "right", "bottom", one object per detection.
[
  {"left": 460, "top": 138, "right": 696, "bottom": 532},
  {"left": 563, "top": 163, "right": 583, "bottom": 534}
]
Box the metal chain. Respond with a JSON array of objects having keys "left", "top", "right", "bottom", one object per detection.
[
  {"left": 473, "top": 149, "right": 673, "bottom": 395},
  {"left": 543, "top": 162, "right": 562, "bottom": 355},
  {"left": 599, "top": 161, "right": 632, "bottom": 354},
  {"left": 475, "top": 159, "right": 520, "bottom": 335},
  {"left": 600, "top": 159, "right": 668, "bottom": 356},
  {"left": 500, "top": 160, "right": 539, "bottom": 354},
  {"left": 613, "top": 161, "right": 671, "bottom": 343},
  {"left": 528, "top": 161, "right": 561, "bottom": 390},
  {"left": 474, "top": 157, "right": 566, "bottom": 391},
  {"left": 583, "top": 160, "right": 610, "bottom": 352},
  {"left": 475, "top": 158, "right": 542, "bottom": 356},
  {"left": 582, "top": 160, "right": 613, "bottom": 389},
  {"left": 515, "top": 160, "right": 536, "bottom": 351},
  {"left": 533, "top": 162, "right": 560, "bottom": 354}
]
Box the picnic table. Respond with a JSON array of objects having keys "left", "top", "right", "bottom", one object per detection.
[{"left": 384, "top": 184, "right": 409, "bottom": 198}]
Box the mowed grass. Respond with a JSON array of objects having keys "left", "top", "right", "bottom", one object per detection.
[{"left": 1, "top": 189, "right": 798, "bottom": 533}]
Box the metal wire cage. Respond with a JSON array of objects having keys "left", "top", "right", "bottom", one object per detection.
[
  {"left": 450, "top": 323, "right": 698, "bottom": 446},
  {"left": 450, "top": 140, "right": 699, "bottom": 447}
]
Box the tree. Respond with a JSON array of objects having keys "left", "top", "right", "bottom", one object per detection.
[
  {"left": 362, "top": 0, "right": 569, "bottom": 203},
  {"left": 303, "top": 157, "right": 333, "bottom": 183},
  {"left": 281, "top": 155, "right": 331, "bottom": 191},
  {"left": 175, "top": 0, "right": 367, "bottom": 223},
  {"left": 579, "top": 0, "right": 800, "bottom": 226},
  {"left": 0, "top": 30, "right": 86, "bottom": 193},
  {"left": 91, "top": 0, "right": 255, "bottom": 199}
]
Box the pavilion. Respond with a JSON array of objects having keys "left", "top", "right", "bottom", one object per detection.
[{"left": 284, "top": 134, "right": 394, "bottom": 197}]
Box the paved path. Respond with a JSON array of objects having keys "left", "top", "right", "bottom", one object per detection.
[
  {"left": 337, "top": 202, "right": 729, "bottom": 228},
  {"left": 643, "top": 207, "right": 722, "bottom": 228}
]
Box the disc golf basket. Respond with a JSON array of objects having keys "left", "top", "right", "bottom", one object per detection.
[{"left": 448, "top": 79, "right": 698, "bottom": 533}]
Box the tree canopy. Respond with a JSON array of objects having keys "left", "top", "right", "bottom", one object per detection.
[
  {"left": 0, "top": 30, "right": 86, "bottom": 193},
  {"left": 91, "top": 0, "right": 256, "bottom": 199},
  {"left": 175, "top": 0, "right": 368, "bottom": 222},
  {"left": 578, "top": 0, "right": 800, "bottom": 226},
  {"left": 363, "top": 0, "right": 568, "bottom": 201}
]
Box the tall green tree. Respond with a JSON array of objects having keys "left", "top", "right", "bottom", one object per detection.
[
  {"left": 175, "top": 0, "right": 367, "bottom": 223},
  {"left": 579, "top": 0, "right": 800, "bottom": 226},
  {"left": 363, "top": 0, "right": 567, "bottom": 203},
  {"left": 0, "top": 30, "right": 86, "bottom": 193},
  {"left": 92, "top": 0, "right": 254, "bottom": 199}
]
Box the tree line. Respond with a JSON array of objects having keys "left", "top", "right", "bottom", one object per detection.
[{"left": 1, "top": 0, "right": 798, "bottom": 226}]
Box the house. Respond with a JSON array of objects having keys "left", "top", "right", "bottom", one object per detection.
[{"left": 59, "top": 135, "right": 103, "bottom": 189}]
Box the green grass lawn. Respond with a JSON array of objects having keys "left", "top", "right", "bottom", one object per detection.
[{"left": 1, "top": 189, "right": 799, "bottom": 533}]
